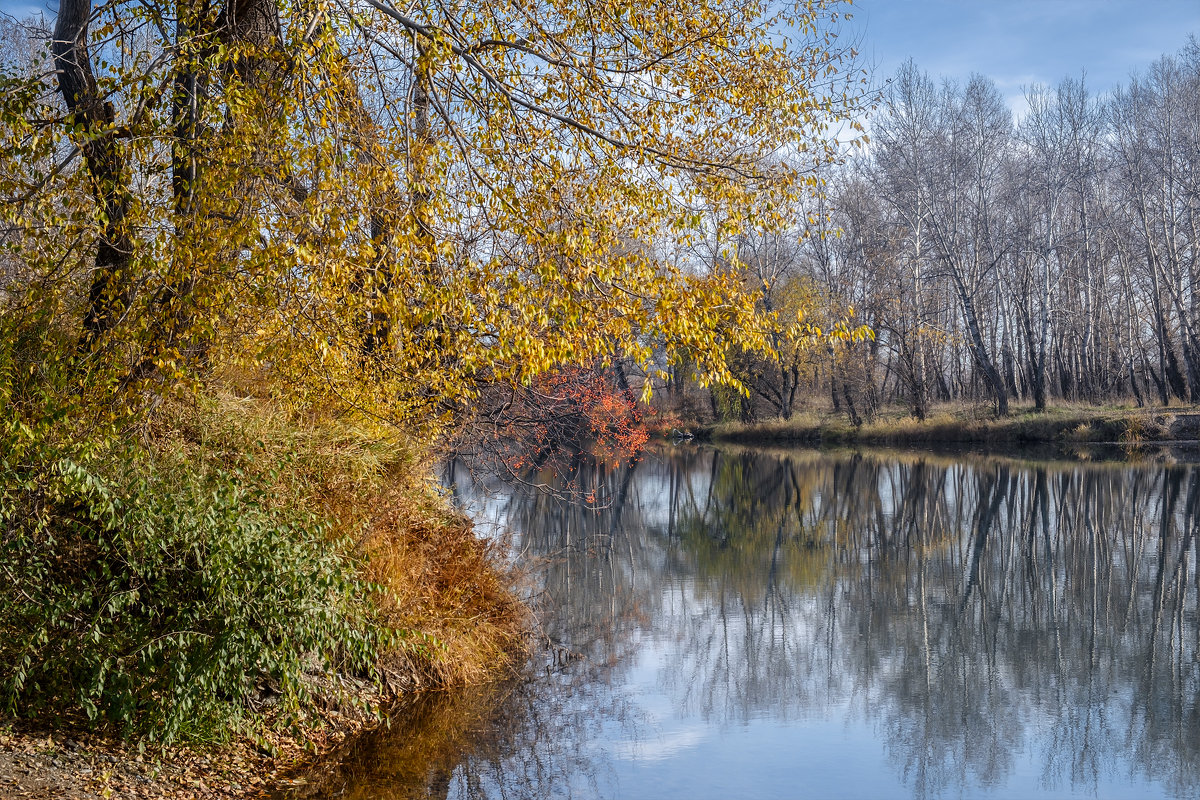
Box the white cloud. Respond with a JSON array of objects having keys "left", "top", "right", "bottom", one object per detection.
[{"left": 609, "top": 725, "right": 708, "bottom": 762}]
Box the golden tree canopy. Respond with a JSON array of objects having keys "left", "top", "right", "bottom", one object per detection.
[{"left": 0, "top": 0, "right": 868, "bottom": 435}]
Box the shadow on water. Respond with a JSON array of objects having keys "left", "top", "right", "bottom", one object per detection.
[{"left": 285, "top": 445, "right": 1200, "bottom": 799}]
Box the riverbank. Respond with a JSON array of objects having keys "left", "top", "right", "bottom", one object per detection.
[
  {"left": 687, "top": 403, "right": 1200, "bottom": 447},
  {"left": 0, "top": 391, "right": 526, "bottom": 799}
]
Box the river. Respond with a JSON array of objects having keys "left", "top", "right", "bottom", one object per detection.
[{"left": 288, "top": 444, "right": 1200, "bottom": 799}]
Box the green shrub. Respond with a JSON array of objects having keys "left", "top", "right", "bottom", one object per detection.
[{"left": 0, "top": 413, "right": 383, "bottom": 743}]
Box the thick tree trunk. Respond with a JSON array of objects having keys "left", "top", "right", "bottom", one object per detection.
[
  {"left": 53, "top": 0, "right": 134, "bottom": 352},
  {"left": 220, "top": 0, "right": 282, "bottom": 81},
  {"left": 841, "top": 381, "right": 861, "bottom": 427}
]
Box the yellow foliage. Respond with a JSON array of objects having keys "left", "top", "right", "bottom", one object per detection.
[{"left": 0, "top": 0, "right": 869, "bottom": 438}]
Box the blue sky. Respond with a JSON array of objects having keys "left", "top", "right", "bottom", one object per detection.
[
  {"left": 846, "top": 0, "right": 1199, "bottom": 114},
  {"left": 4, "top": 0, "right": 1197, "bottom": 114}
]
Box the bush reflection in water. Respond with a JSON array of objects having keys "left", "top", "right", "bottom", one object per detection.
[{"left": 290, "top": 446, "right": 1200, "bottom": 800}]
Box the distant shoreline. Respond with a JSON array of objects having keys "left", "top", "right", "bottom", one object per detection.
[{"left": 667, "top": 405, "right": 1200, "bottom": 450}]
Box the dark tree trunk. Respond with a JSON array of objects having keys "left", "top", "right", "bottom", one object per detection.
[
  {"left": 137, "top": 0, "right": 218, "bottom": 376},
  {"left": 1001, "top": 342, "right": 1018, "bottom": 399},
  {"left": 956, "top": 281, "right": 1009, "bottom": 415},
  {"left": 1129, "top": 361, "right": 1145, "bottom": 407},
  {"left": 54, "top": 0, "right": 134, "bottom": 352},
  {"left": 841, "top": 381, "right": 861, "bottom": 427}
]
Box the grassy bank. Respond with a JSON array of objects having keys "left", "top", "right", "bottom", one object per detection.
[
  {"left": 689, "top": 403, "right": 1200, "bottom": 448},
  {"left": 0, "top": 389, "right": 526, "bottom": 798}
]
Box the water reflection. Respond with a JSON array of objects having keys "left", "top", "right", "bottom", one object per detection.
[{"left": 290, "top": 446, "right": 1200, "bottom": 800}]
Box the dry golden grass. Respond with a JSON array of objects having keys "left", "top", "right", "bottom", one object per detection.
[
  {"left": 149, "top": 389, "right": 528, "bottom": 692},
  {"left": 700, "top": 400, "right": 1200, "bottom": 447},
  {"left": 359, "top": 481, "right": 528, "bottom": 690}
]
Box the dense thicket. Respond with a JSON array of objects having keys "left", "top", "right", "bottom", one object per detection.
[{"left": 714, "top": 39, "right": 1199, "bottom": 421}]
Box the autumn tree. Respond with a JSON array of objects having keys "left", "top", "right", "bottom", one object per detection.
[
  {"left": 0, "top": 0, "right": 879, "bottom": 742},
  {"left": 0, "top": 0, "right": 871, "bottom": 438}
]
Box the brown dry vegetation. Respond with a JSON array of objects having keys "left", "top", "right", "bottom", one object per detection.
[
  {"left": 154, "top": 388, "right": 529, "bottom": 692},
  {"left": 360, "top": 488, "right": 527, "bottom": 691}
]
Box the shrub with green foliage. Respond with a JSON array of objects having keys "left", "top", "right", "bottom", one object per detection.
[{"left": 0, "top": 402, "right": 384, "bottom": 743}]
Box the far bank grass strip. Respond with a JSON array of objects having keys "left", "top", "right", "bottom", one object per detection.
[{"left": 690, "top": 405, "right": 1200, "bottom": 447}]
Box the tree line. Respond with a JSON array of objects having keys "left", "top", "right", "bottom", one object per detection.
[{"left": 711, "top": 39, "right": 1199, "bottom": 421}]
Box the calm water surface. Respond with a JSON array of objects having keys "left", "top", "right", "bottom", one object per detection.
[{"left": 292, "top": 446, "right": 1200, "bottom": 799}]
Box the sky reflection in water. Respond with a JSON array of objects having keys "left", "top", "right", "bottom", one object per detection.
[{"left": 290, "top": 446, "right": 1200, "bottom": 800}]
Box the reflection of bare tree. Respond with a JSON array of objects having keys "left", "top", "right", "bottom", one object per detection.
[
  {"left": 659, "top": 448, "right": 1200, "bottom": 799},
  {"left": 295, "top": 447, "right": 1200, "bottom": 799}
]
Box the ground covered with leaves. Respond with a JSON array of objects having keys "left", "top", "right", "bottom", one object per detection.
[{"left": 0, "top": 724, "right": 272, "bottom": 799}]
